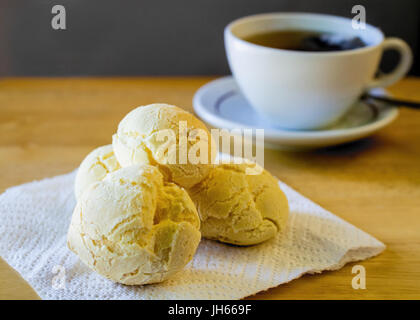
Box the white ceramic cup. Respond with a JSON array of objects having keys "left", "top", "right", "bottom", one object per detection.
[{"left": 225, "top": 13, "right": 413, "bottom": 130}]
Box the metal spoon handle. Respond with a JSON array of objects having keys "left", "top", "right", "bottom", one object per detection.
[{"left": 363, "top": 93, "right": 420, "bottom": 109}]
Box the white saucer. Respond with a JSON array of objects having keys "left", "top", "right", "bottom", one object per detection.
[{"left": 193, "top": 76, "right": 399, "bottom": 149}]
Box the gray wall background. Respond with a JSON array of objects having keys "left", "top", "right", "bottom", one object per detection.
[{"left": 0, "top": 0, "right": 419, "bottom": 76}]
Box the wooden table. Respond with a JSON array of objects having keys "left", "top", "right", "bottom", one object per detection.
[{"left": 0, "top": 77, "right": 419, "bottom": 300}]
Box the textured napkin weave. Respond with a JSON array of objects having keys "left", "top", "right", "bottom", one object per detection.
[{"left": 0, "top": 170, "right": 385, "bottom": 300}]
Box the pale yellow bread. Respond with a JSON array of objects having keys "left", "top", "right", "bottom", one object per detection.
[
  {"left": 67, "top": 164, "right": 201, "bottom": 285},
  {"left": 74, "top": 145, "right": 121, "bottom": 200},
  {"left": 112, "top": 104, "right": 216, "bottom": 188},
  {"left": 189, "top": 163, "right": 289, "bottom": 246}
]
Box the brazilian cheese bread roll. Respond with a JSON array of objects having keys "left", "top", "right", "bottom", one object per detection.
[
  {"left": 112, "top": 103, "right": 216, "bottom": 189},
  {"left": 67, "top": 164, "right": 201, "bottom": 285},
  {"left": 74, "top": 144, "right": 120, "bottom": 200},
  {"left": 189, "top": 163, "right": 289, "bottom": 246}
]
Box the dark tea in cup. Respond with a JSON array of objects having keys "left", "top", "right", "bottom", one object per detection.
[{"left": 243, "top": 30, "right": 366, "bottom": 52}]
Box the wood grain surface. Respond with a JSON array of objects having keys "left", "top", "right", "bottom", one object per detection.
[{"left": 0, "top": 77, "right": 419, "bottom": 300}]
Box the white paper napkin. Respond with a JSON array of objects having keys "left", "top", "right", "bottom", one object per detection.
[{"left": 0, "top": 170, "right": 385, "bottom": 300}]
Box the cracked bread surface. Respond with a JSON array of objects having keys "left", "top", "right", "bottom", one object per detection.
[
  {"left": 112, "top": 104, "right": 216, "bottom": 188},
  {"left": 67, "top": 164, "right": 201, "bottom": 285},
  {"left": 188, "top": 163, "right": 289, "bottom": 246},
  {"left": 74, "top": 144, "right": 121, "bottom": 200}
]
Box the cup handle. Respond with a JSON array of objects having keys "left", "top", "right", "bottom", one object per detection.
[{"left": 366, "top": 37, "right": 413, "bottom": 90}]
